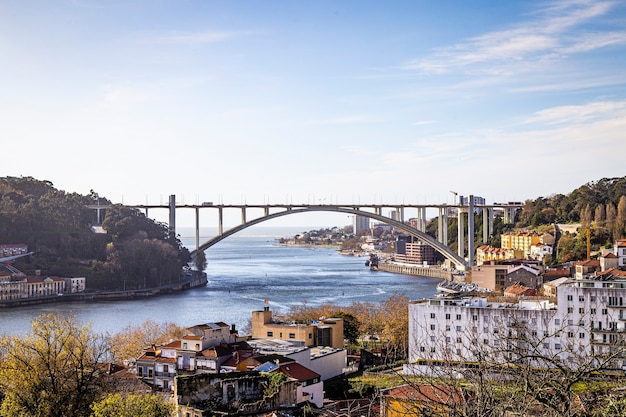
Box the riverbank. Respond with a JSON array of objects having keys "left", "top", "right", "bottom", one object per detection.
[{"left": 0, "top": 271, "right": 208, "bottom": 308}]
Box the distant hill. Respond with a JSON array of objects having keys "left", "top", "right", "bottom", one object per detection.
[{"left": 0, "top": 176, "right": 190, "bottom": 291}]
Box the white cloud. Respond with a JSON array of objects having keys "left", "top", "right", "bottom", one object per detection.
[
  {"left": 403, "top": 0, "right": 619, "bottom": 74},
  {"left": 525, "top": 100, "right": 626, "bottom": 125}
]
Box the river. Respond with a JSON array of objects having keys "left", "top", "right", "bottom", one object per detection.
[{"left": 0, "top": 226, "right": 440, "bottom": 336}]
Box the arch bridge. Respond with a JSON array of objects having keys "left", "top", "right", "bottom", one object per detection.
[{"left": 125, "top": 196, "right": 521, "bottom": 270}]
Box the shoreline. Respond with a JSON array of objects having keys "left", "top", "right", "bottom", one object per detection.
[{"left": 0, "top": 271, "right": 208, "bottom": 308}]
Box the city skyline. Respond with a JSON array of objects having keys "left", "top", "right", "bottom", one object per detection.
[{"left": 2, "top": 0, "right": 625, "bottom": 227}]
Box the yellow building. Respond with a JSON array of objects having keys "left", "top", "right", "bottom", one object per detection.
[
  {"left": 501, "top": 232, "right": 541, "bottom": 258},
  {"left": 251, "top": 306, "right": 344, "bottom": 349},
  {"left": 475, "top": 245, "right": 520, "bottom": 266},
  {"left": 382, "top": 384, "right": 463, "bottom": 417}
]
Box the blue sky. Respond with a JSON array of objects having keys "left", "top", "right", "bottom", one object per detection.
[{"left": 2, "top": 0, "right": 626, "bottom": 227}]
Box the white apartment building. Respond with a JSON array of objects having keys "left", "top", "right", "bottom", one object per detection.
[{"left": 406, "top": 278, "right": 626, "bottom": 374}]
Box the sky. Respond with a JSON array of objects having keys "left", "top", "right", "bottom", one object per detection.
[{"left": 2, "top": 0, "right": 626, "bottom": 228}]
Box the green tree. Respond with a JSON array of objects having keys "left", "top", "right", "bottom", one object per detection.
[
  {"left": 90, "top": 393, "right": 173, "bottom": 417},
  {"left": 0, "top": 313, "right": 109, "bottom": 417}
]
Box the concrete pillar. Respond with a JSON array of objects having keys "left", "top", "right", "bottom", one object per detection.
[
  {"left": 468, "top": 195, "right": 474, "bottom": 268},
  {"left": 168, "top": 195, "right": 176, "bottom": 239},
  {"left": 489, "top": 207, "right": 494, "bottom": 237},
  {"left": 457, "top": 208, "right": 464, "bottom": 258},
  {"left": 482, "top": 207, "right": 489, "bottom": 244},
  {"left": 438, "top": 208, "right": 444, "bottom": 244},
  {"left": 218, "top": 207, "right": 223, "bottom": 236},
  {"left": 241, "top": 207, "right": 246, "bottom": 224},
  {"left": 443, "top": 208, "right": 448, "bottom": 246},
  {"left": 195, "top": 207, "right": 200, "bottom": 250}
]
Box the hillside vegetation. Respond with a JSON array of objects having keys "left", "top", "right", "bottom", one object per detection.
[{"left": 0, "top": 176, "right": 190, "bottom": 290}]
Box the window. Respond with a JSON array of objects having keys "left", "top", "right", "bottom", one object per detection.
[
  {"left": 591, "top": 295, "right": 596, "bottom": 302},
  {"left": 472, "top": 315, "right": 478, "bottom": 321},
  {"left": 196, "top": 343, "right": 200, "bottom": 350},
  {"left": 430, "top": 324, "right": 436, "bottom": 330},
  {"left": 445, "top": 325, "right": 451, "bottom": 331},
  {"left": 148, "top": 369, "right": 153, "bottom": 378},
  {"left": 420, "top": 346, "right": 425, "bottom": 352},
  {"left": 555, "top": 319, "right": 560, "bottom": 325},
  {"left": 555, "top": 343, "right": 561, "bottom": 350},
  {"left": 567, "top": 332, "right": 574, "bottom": 338},
  {"left": 567, "top": 295, "right": 573, "bottom": 301},
  {"left": 579, "top": 333, "right": 585, "bottom": 339},
  {"left": 483, "top": 327, "right": 489, "bottom": 334},
  {"left": 532, "top": 330, "right": 537, "bottom": 337},
  {"left": 456, "top": 314, "right": 462, "bottom": 320},
  {"left": 445, "top": 313, "right": 451, "bottom": 320},
  {"left": 579, "top": 308, "right": 585, "bottom": 314},
  {"left": 602, "top": 309, "right": 608, "bottom": 315},
  {"left": 267, "top": 332, "right": 273, "bottom": 337},
  {"left": 567, "top": 307, "right": 573, "bottom": 313},
  {"left": 456, "top": 337, "right": 462, "bottom": 343},
  {"left": 591, "top": 308, "right": 596, "bottom": 314},
  {"left": 183, "top": 342, "right": 188, "bottom": 349},
  {"left": 137, "top": 367, "right": 143, "bottom": 377},
  {"left": 289, "top": 333, "right": 296, "bottom": 339},
  {"left": 568, "top": 319, "right": 573, "bottom": 325},
  {"left": 483, "top": 339, "right": 489, "bottom": 345},
  {"left": 430, "top": 313, "right": 436, "bottom": 319},
  {"left": 430, "top": 336, "right": 436, "bottom": 342},
  {"left": 309, "top": 333, "right": 312, "bottom": 339},
  {"left": 456, "top": 326, "right": 462, "bottom": 332},
  {"left": 579, "top": 295, "right": 585, "bottom": 302},
  {"left": 446, "top": 336, "right": 451, "bottom": 343}
]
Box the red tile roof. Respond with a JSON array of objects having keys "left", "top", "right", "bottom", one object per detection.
[{"left": 273, "top": 362, "right": 320, "bottom": 382}]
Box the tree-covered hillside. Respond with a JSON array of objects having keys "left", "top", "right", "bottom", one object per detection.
[
  {"left": 425, "top": 176, "right": 626, "bottom": 264},
  {"left": 0, "top": 176, "right": 190, "bottom": 290}
]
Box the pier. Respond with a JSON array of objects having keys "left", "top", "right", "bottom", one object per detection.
[{"left": 377, "top": 262, "right": 452, "bottom": 280}]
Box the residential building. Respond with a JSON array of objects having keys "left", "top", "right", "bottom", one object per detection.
[
  {"left": 470, "top": 264, "right": 509, "bottom": 292},
  {"left": 575, "top": 260, "right": 601, "bottom": 280},
  {"left": 529, "top": 242, "right": 553, "bottom": 261},
  {"left": 614, "top": 239, "right": 626, "bottom": 267},
  {"left": 406, "top": 277, "right": 626, "bottom": 375},
  {"left": 381, "top": 384, "right": 463, "bottom": 417},
  {"left": 256, "top": 361, "right": 324, "bottom": 408},
  {"left": 0, "top": 244, "right": 28, "bottom": 257},
  {"left": 475, "top": 245, "right": 519, "bottom": 266},
  {"left": 395, "top": 235, "right": 437, "bottom": 265},
  {"left": 600, "top": 252, "right": 620, "bottom": 271},
  {"left": 501, "top": 232, "right": 542, "bottom": 258},
  {"left": 353, "top": 215, "right": 370, "bottom": 234},
  {"left": 505, "top": 264, "right": 542, "bottom": 289},
  {"left": 251, "top": 306, "right": 344, "bottom": 348}
]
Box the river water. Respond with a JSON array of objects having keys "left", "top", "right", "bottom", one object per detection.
[{"left": 0, "top": 227, "right": 440, "bottom": 336}]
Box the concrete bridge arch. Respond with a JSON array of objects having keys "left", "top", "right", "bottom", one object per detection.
[{"left": 190, "top": 206, "right": 467, "bottom": 269}]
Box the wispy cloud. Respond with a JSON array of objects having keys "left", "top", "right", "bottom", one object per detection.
[
  {"left": 139, "top": 30, "right": 257, "bottom": 45},
  {"left": 403, "top": 0, "right": 623, "bottom": 74},
  {"left": 313, "top": 115, "right": 383, "bottom": 125},
  {"left": 525, "top": 100, "right": 626, "bottom": 125}
]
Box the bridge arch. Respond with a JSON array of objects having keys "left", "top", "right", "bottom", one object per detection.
[{"left": 190, "top": 206, "right": 466, "bottom": 269}]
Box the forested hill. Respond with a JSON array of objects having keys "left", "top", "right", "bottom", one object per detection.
[{"left": 0, "top": 176, "right": 190, "bottom": 291}]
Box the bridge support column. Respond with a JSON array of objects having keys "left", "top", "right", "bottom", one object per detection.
[
  {"left": 468, "top": 195, "right": 474, "bottom": 268},
  {"left": 482, "top": 207, "right": 489, "bottom": 244},
  {"left": 437, "top": 208, "right": 444, "bottom": 244},
  {"left": 218, "top": 207, "right": 223, "bottom": 236},
  {"left": 241, "top": 207, "right": 246, "bottom": 224},
  {"left": 443, "top": 208, "right": 448, "bottom": 245},
  {"left": 168, "top": 195, "right": 176, "bottom": 239},
  {"left": 457, "top": 208, "right": 464, "bottom": 259},
  {"left": 195, "top": 207, "right": 200, "bottom": 250}
]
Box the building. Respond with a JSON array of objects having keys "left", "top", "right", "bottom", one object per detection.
[
  {"left": 575, "top": 260, "right": 601, "bottom": 280},
  {"left": 381, "top": 384, "right": 463, "bottom": 417},
  {"left": 251, "top": 306, "right": 344, "bottom": 349},
  {"left": 406, "top": 277, "right": 626, "bottom": 375},
  {"left": 395, "top": 235, "right": 438, "bottom": 265},
  {"left": 475, "top": 245, "right": 519, "bottom": 266},
  {"left": 0, "top": 244, "right": 28, "bottom": 257},
  {"left": 614, "top": 239, "right": 626, "bottom": 267},
  {"left": 256, "top": 361, "right": 324, "bottom": 407},
  {"left": 470, "top": 264, "right": 509, "bottom": 292},
  {"left": 529, "top": 242, "right": 553, "bottom": 261},
  {"left": 501, "top": 232, "right": 542, "bottom": 258},
  {"left": 353, "top": 215, "right": 370, "bottom": 234}
]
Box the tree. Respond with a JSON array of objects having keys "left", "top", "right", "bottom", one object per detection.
[
  {"left": 90, "top": 393, "right": 173, "bottom": 417},
  {"left": 193, "top": 250, "right": 208, "bottom": 272},
  {"left": 0, "top": 313, "right": 109, "bottom": 417},
  {"left": 109, "top": 319, "right": 186, "bottom": 363}
]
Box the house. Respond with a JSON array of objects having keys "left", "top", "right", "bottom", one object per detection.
[
  {"left": 381, "top": 384, "right": 464, "bottom": 417},
  {"left": 575, "top": 260, "right": 601, "bottom": 280},
  {"left": 600, "top": 252, "right": 619, "bottom": 271},
  {"left": 504, "top": 282, "right": 537, "bottom": 298},
  {"left": 251, "top": 306, "right": 344, "bottom": 349},
  {"left": 529, "top": 242, "right": 553, "bottom": 261},
  {"left": 256, "top": 361, "right": 324, "bottom": 408},
  {"left": 505, "top": 264, "right": 542, "bottom": 289},
  {"left": 174, "top": 372, "right": 300, "bottom": 417},
  {"left": 614, "top": 239, "right": 626, "bottom": 267}
]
